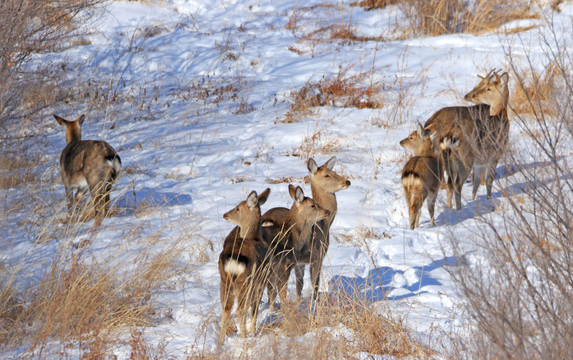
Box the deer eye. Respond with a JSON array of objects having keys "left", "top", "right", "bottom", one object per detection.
[
  {"left": 311, "top": 205, "right": 316, "bottom": 208},
  {"left": 324, "top": 174, "right": 330, "bottom": 178}
]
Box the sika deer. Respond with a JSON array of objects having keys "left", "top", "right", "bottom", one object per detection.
[
  {"left": 260, "top": 185, "right": 330, "bottom": 309},
  {"left": 420, "top": 70, "right": 510, "bottom": 210},
  {"left": 296, "top": 157, "right": 350, "bottom": 302},
  {"left": 54, "top": 114, "right": 121, "bottom": 227},
  {"left": 219, "top": 188, "right": 271, "bottom": 344},
  {"left": 463, "top": 70, "right": 509, "bottom": 200},
  {"left": 400, "top": 123, "right": 443, "bottom": 229}
]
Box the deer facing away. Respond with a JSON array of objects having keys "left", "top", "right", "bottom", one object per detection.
[
  {"left": 219, "top": 188, "right": 271, "bottom": 344},
  {"left": 55, "top": 114, "right": 122, "bottom": 227},
  {"left": 400, "top": 123, "right": 443, "bottom": 229}
]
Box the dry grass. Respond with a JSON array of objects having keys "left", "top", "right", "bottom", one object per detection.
[
  {"left": 283, "top": 70, "right": 384, "bottom": 123},
  {"left": 510, "top": 61, "right": 563, "bottom": 117},
  {"left": 350, "top": 0, "right": 404, "bottom": 10},
  {"left": 406, "top": 0, "right": 537, "bottom": 36},
  {"left": 298, "top": 25, "right": 385, "bottom": 46},
  {"left": 253, "top": 293, "right": 433, "bottom": 359},
  {"left": 0, "top": 153, "right": 42, "bottom": 190},
  {"left": 289, "top": 127, "right": 341, "bottom": 159},
  {"left": 352, "top": 0, "right": 538, "bottom": 36},
  {"left": 286, "top": 3, "right": 384, "bottom": 52},
  {"left": 0, "top": 221, "right": 184, "bottom": 357}
]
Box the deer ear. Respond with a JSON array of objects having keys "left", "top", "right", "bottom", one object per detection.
[
  {"left": 246, "top": 191, "right": 258, "bottom": 209},
  {"left": 77, "top": 114, "right": 86, "bottom": 125},
  {"left": 288, "top": 184, "right": 297, "bottom": 200},
  {"left": 294, "top": 186, "right": 304, "bottom": 204},
  {"left": 325, "top": 156, "right": 337, "bottom": 170},
  {"left": 258, "top": 188, "right": 270, "bottom": 206},
  {"left": 416, "top": 122, "right": 425, "bottom": 137},
  {"left": 499, "top": 72, "right": 508, "bottom": 87},
  {"left": 307, "top": 158, "right": 318, "bottom": 175},
  {"left": 54, "top": 115, "right": 67, "bottom": 127}
]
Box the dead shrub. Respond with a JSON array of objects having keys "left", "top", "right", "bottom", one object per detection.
[
  {"left": 257, "top": 293, "right": 433, "bottom": 359},
  {"left": 0, "top": 0, "right": 103, "bottom": 129},
  {"left": 353, "top": 0, "right": 537, "bottom": 37},
  {"left": 290, "top": 127, "right": 341, "bottom": 159},
  {"left": 350, "top": 0, "right": 404, "bottom": 10},
  {"left": 510, "top": 61, "right": 563, "bottom": 117},
  {"left": 283, "top": 70, "right": 384, "bottom": 123},
  {"left": 410, "top": 0, "right": 537, "bottom": 35},
  {"left": 299, "top": 25, "right": 385, "bottom": 46},
  {"left": 0, "top": 238, "right": 183, "bottom": 356},
  {"left": 445, "top": 30, "right": 573, "bottom": 359}
]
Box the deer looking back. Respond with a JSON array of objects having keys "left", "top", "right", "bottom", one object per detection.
[
  {"left": 400, "top": 123, "right": 443, "bottom": 229},
  {"left": 55, "top": 114, "right": 121, "bottom": 227},
  {"left": 219, "top": 188, "right": 271, "bottom": 344}
]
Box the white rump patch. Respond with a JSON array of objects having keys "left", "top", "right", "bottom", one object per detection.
[
  {"left": 261, "top": 221, "right": 275, "bottom": 227},
  {"left": 224, "top": 259, "right": 246, "bottom": 276},
  {"left": 107, "top": 158, "right": 122, "bottom": 174}
]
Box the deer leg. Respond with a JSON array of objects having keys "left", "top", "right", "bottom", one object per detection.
[
  {"left": 427, "top": 192, "right": 437, "bottom": 226},
  {"left": 276, "top": 261, "right": 293, "bottom": 308},
  {"left": 237, "top": 291, "right": 248, "bottom": 338},
  {"left": 267, "top": 275, "right": 277, "bottom": 310},
  {"left": 485, "top": 164, "right": 496, "bottom": 199},
  {"left": 454, "top": 180, "right": 463, "bottom": 211},
  {"left": 88, "top": 181, "right": 106, "bottom": 227},
  {"left": 219, "top": 280, "right": 235, "bottom": 345},
  {"left": 294, "top": 264, "right": 305, "bottom": 300},
  {"left": 309, "top": 256, "right": 323, "bottom": 304},
  {"left": 65, "top": 185, "right": 75, "bottom": 215},
  {"left": 471, "top": 165, "right": 483, "bottom": 200}
]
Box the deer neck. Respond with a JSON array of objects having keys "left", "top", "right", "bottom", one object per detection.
[
  {"left": 239, "top": 218, "right": 262, "bottom": 240},
  {"left": 311, "top": 183, "right": 337, "bottom": 225},
  {"left": 66, "top": 130, "right": 82, "bottom": 144},
  {"left": 416, "top": 141, "right": 437, "bottom": 158},
  {"left": 489, "top": 91, "right": 508, "bottom": 117},
  {"left": 285, "top": 210, "right": 312, "bottom": 250}
]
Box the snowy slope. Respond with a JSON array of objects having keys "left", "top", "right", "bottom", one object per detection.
[{"left": 2, "top": 0, "right": 572, "bottom": 358}]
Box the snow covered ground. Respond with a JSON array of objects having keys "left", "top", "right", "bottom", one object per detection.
[{"left": 2, "top": 0, "right": 572, "bottom": 358}]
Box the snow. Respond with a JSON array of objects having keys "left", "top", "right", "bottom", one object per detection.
[{"left": 2, "top": 0, "right": 573, "bottom": 358}]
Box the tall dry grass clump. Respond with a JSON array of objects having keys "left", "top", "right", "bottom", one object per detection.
[
  {"left": 0, "top": 0, "right": 103, "bottom": 128},
  {"left": 244, "top": 291, "right": 433, "bottom": 359},
  {"left": 445, "top": 28, "right": 573, "bottom": 359},
  {"left": 0, "top": 231, "right": 183, "bottom": 358},
  {"left": 404, "top": 0, "right": 537, "bottom": 36},
  {"left": 352, "top": 0, "right": 537, "bottom": 36},
  {"left": 510, "top": 61, "right": 563, "bottom": 116}
]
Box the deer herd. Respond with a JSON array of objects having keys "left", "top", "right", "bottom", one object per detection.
[{"left": 52, "top": 69, "right": 509, "bottom": 343}]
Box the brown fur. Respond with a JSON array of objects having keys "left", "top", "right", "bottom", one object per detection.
[
  {"left": 401, "top": 124, "right": 443, "bottom": 229},
  {"left": 261, "top": 185, "right": 330, "bottom": 308},
  {"left": 298, "top": 157, "right": 350, "bottom": 302},
  {"left": 54, "top": 114, "right": 121, "bottom": 227},
  {"left": 463, "top": 71, "right": 510, "bottom": 200},
  {"left": 219, "top": 189, "right": 271, "bottom": 344},
  {"left": 420, "top": 70, "right": 509, "bottom": 210}
]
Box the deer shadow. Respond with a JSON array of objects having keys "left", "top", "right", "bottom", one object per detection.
[
  {"left": 258, "top": 255, "right": 466, "bottom": 332},
  {"left": 437, "top": 159, "right": 562, "bottom": 226},
  {"left": 327, "top": 255, "right": 465, "bottom": 302},
  {"left": 112, "top": 187, "right": 192, "bottom": 218}
]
